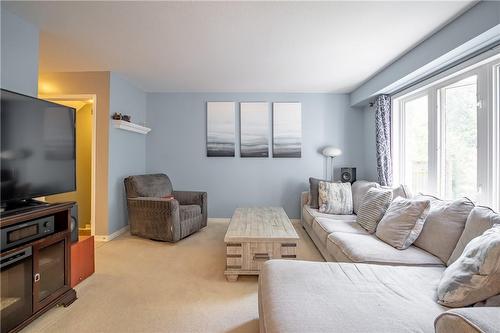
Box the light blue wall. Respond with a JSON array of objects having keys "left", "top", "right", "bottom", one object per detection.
[
  {"left": 146, "top": 93, "right": 365, "bottom": 218},
  {"left": 0, "top": 8, "right": 39, "bottom": 96},
  {"left": 108, "top": 73, "right": 147, "bottom": 234},
  {"left": 350, "top": 1, "right": 500, "bottom": 106}
]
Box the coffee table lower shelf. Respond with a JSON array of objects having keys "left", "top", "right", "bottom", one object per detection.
[{"left": 224, "top": 240, "right": 298, "bottom": 281}]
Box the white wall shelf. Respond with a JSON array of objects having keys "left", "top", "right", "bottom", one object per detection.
[{"left": 112, "top": 119, "right": 151, "bottom": 134}]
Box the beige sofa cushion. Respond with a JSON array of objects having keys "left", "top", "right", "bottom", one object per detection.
[
  {"left": 448, "top": 206, "right": 500, "bottom": 265},
  {"left": 356, "top": 187, "right": 393, "bottom": 233},
  {"left": 302, "top": 205, "right": 356, "bottom": 227},
  {"left": 437, "top": 225, "right": 500, "bottom": 307},
  {"left": 312, "top": 218, "right": 368, "bottom": 245},
  {"left": 326, "top": 232, "right": 443, "bottom": 266},
  {"left": 351, "top": 180, "right": 379, "bottom": 214},
  {"left": 414, "top": 195, "right": 474, "bottom": 264},
  {"left": 259, "top": 260, "right": 446, "bottom": 333},
  {"left": 381, "top": 184, "right": 412, "bottom": 200},
  {"left": 376, "top": 197, "right": 431, "bottom": 250},
  {"left": 434, "top": 308, "right": 500, "bottom": 333}
]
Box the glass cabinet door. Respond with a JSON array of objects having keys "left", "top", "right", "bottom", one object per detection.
[
  {"left": 37, "top": 240, "right": 65, "bottom": 302},
  {"left": 0, "top": 247, "right": 33, "bottom": 333}
]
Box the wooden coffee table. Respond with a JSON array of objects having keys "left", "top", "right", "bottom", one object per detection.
[{"left": 224, "top": 207, "right": 299, "bottom": 281}]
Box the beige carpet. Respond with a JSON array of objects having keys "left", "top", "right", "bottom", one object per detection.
[{"left": 23, "top": 219, "right": 323, "bottom": 333}]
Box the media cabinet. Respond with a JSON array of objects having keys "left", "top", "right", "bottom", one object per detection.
[{"left": 0, "top": 202, "right": 77, "bottom": 333}]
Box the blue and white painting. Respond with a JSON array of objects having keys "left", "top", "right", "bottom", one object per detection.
[
  {"left": 207, "top": 102, "right": 235, "bottom": 157},
  {"left": 273, "top": 102, "right": 302, "bottom": 158},
  {"left": 240, "top": 102, "right": 269, "bottom": 158}
]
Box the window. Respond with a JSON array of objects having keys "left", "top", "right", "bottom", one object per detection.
[
  {"left": 440, "top": 75, "right": 478, "bottom": 201},
  {"left": 400, "top": 94, "right": 429, "bottom": 194},
  {"left": 393, "top": 53, "right": 500, "bottom": 210}
]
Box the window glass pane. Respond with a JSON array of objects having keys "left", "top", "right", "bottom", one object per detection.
[
  {"left": 441, "top": 75, "right": 477, "bottom": 201},
  {"left": 403, "top": 95, "right": 428, "bottom": 193}
]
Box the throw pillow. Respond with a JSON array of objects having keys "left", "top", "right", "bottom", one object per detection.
[
  {"left": 351, "top": 180, "right": 379, "bottom": 214},
  {"left": 437, "top": 224, "right": 500, "bottom": 307},
  {"left": 356, "top": 188, "right": 393, "bottom": 233},
  {"left": 318, "top": 181, "right": 353, "bottom": 215},
  {"left": 380, "top": 184, "right": 412, "bottom": 200},
  {"left": 375, "top": 197, "right": 431, "bottom": 250},
  {"left": 448, "top": 206, "right": 500, "bottom": 266},
  {"left": 308, "top": 177, "right": 332, "bottom": 209},
  {"left": 413, "top": 195, "right": 474, "bottom": 264}
]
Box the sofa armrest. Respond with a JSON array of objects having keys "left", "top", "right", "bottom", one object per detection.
[
  {"left": 435, "top": 307, "right": 500, "bottom": 333},
  {"left": 300, "top": 191, "right": 310, "bottom": 222},
  {"left": 173, "top": 191, "right": 208, "bottom": 227},
  {"left": 127, "top": 197, "right": 181, "bottom": 241},
  {"left": 301, "top": 191, "right": 309, "bottom": 207}
]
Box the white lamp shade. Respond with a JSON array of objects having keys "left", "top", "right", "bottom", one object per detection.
[{"left": 322, "top": 147, "right": 342, "bottom": 157}]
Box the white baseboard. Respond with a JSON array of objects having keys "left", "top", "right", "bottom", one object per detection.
[{"left": 94, "top": 225, "right": 129, "bottom": 242}]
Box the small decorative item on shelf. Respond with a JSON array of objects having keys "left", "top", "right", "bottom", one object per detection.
[
  {"left": 122, "top": 115, "right": 131, "bottom": 122},
  {"left": 112, "top": 112, "right": 122, "bottom": 120}
]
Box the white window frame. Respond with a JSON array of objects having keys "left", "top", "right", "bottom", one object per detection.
[{"left": 392, "top": 52, "right": 500, "bottom": 210}]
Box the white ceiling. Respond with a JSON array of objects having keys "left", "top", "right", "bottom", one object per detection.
[{"left": 5, "top": 1, "right": 474, "bottom": 93}]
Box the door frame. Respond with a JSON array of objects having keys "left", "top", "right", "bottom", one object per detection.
[{"left": 39, "top": 94, "right": 97, "bottom": 237}]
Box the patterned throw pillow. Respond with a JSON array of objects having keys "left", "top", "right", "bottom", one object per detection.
[
  {"left": 318, "top": 181, "right": 353, "bottom": 215},
  {"left": 356, "top": 188, "right": 393, "bottom": 233},
  {"left": 437, "top": 225, "right": 500, "bottom": 307},
  {"left": 375, "top": 197, "right": 431, "bottom": 250}
]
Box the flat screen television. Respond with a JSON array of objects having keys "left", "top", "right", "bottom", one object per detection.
[{"left": 1, "top": 89, "right": 76, "bottom": 210}]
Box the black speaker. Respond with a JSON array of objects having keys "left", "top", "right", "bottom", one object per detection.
[
  {"left": 70, "top": 204, "right": 79, "bottom": 243},
  {"left": 341, "top": 167, "right": 356, "bottom": 183}
]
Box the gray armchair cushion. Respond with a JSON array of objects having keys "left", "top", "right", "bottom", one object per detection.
[
  {"left": 179, "top": 205, "right": 203, "bottom": 239},
  {"left": 174, "top": 190, "right": 208, "bottom": 228},
  {"left": 124, "top": 173, "right": 173, "bottom": 198},
  {"left": 179, "top": 205, "right": 201, "bottom": 220}
]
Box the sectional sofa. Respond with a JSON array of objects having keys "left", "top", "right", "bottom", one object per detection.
[{"left": 258, "top": 180, "right": 500, "bottom": 333}]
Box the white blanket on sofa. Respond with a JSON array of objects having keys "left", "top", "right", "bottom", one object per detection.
[{"left": 259, "top": 260, "right": 447, "bottom": 333}]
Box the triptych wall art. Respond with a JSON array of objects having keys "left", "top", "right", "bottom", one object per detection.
[
  {"left": 206, "top": 101, "right": 302, "bottom": 158},
  {"left": 206, "top": 102, "right": 236, "bottom": 157}
]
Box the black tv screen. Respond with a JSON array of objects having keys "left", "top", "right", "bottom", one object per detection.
[{"left": 1, "top": 89, "right": 76, "bottom": 203}]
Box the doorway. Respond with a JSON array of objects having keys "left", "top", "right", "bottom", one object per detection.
[{"left": 39, "top": 94, "right": 97, "bottom": 237}]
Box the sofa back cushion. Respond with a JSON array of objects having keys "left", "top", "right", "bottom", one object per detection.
[
  {"left": 380, "top": 184, "right": 412, "bottom": 200},
  {"left": 447, "top": 206, "right": 500, "bottom": 266},
  {"left": 351, "top": 180, "right": 379, "bottom": 214},
  {"left": 308, "top": 177, "right": 332, "bottom": 209},
  {"left": 376, "top": 197, "right": 431, "bottom": 250},
  {"left": 413, "top": 195, "right": 474, "bottom": 264},
  {"left": 356, "top": 188, "right": 393, "bottom": 233},
  {"left": 437, "top": 224, "right": 500, "bottom": 307},
  {"left": 318, "top": 182, "right": 353, "bottom": 215}
]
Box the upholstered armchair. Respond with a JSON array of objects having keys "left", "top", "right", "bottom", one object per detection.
[{"left": 124, "top": 174, "right": 207, "bottom": 242}]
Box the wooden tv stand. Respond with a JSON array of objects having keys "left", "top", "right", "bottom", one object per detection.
[{"left": 0, "top": 202, "right": 77, "bottom": 333}]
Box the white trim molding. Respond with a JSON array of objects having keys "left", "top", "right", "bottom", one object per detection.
[{"left": 95, "top": 225, "right": 130, "bottom": 242}]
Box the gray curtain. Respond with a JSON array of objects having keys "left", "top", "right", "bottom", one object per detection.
[{"left": 375, "top": 94, "right": 392, "bottom": 186}]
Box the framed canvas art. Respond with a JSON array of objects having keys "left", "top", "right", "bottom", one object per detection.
[
  {"left": 272, "top": 102, "right": 302, "bottom": 158},
  {"left": 207, "top": 102, "right": 235, "bottom": 157},
  {"left": 240, "top": 102, "right": 269, "bottom": 158}
]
